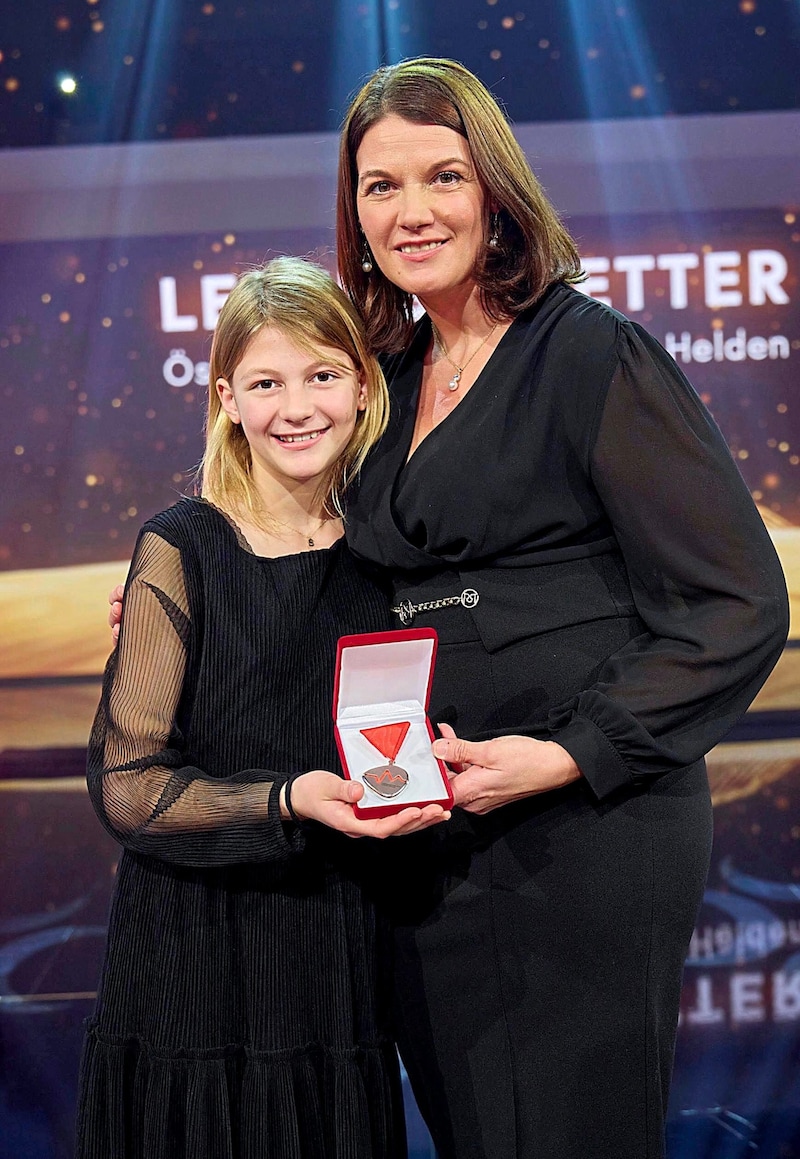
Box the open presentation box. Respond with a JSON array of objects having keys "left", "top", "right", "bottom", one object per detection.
[{"left": 333, "top": 628, "right": 454, "bottom": 818}]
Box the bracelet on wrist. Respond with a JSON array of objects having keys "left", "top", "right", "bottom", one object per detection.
[{"left": 283, "top": 772, "right": 305, "bottom": 825}]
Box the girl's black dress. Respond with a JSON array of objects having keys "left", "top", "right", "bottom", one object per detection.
[
  {"left": 76, "top": 498, "right": 405, "bottom": 1159},
  {"left": 346, "top": 283, "right": 789, "bottom": 1159}
]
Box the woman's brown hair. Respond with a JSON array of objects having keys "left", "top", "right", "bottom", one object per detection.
[{"left": 337, "top": 56, "right": 583, "bottom": 353}]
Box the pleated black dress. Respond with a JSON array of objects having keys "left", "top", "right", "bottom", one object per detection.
[
  {"left": 76, "top": 498, "right": 405, "bottom": 1159},
  {"left": 346, "top": 283, "right": 789, "bottom": 1159}
]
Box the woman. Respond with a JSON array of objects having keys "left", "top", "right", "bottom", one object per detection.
[
  {"left": 336, "top": 58, "right": 789, "bottom": 1159},
  {"left": 80, "top": 258, "right": 448, "bottom": 1159}
]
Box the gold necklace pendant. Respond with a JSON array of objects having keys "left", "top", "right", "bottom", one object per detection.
[
  {"left": 269, "top": 512, "right": 328, "bottom": 547},
  {"left": 433, "top": 321, "right": 499, "bottom": 392}
]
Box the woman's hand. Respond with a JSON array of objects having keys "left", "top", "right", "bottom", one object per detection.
[
  {"left": 283, "top": 769, "right": 450, "bottom": 838},
  {"left": 432, "top": 723, "right": 582, "bottom": 815},
  {"left": 108, "top": 583, "right": 124, "bottom": 643}
]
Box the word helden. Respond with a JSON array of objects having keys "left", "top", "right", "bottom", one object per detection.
[{"left": 664, "top": 326, "right": 790, "bottom": 364}]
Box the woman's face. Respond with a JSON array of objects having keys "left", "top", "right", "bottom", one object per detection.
[
  {"left": 355, "top": 114, "right": 487, "bottom": 310},
  {"left": 217, "top": 325, "right": 366, "bottom": 494}
]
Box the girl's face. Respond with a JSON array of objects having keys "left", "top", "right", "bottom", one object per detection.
[
  {"left": 355, "top": 114, "right": 487, "bottom": 311},
  {"left": 217, "top": 325, "right": 367, "bottom": 494}
]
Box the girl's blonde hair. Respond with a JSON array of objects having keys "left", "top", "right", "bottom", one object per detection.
[
  {"left": 200, "top": 256, "right": 389, "bottom": 519},
  {"left": 337, "top": 56, "right": 584, "bottom": 353}
]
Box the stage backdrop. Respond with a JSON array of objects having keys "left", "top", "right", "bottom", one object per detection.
[{"left": 1, "top": 111, "right": 799, "bottom": 1158}]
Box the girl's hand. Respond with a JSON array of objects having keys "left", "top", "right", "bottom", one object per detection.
[
  {"left": 108, "top": 583, "right": 124, "bottom": 643},
  {"left": 432, "top": 723, "right": 582, "bottom": 815},
  {"left": 283, "top": 769, "right": 450, "bottom": 838}
]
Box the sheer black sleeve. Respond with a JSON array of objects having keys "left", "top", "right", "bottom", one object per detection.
[
  {"left": 549, "top": 321, "right": 789, "bottom": 799},
  {"left": 87, "top": 530, "right": 305, "bottom": 866}
]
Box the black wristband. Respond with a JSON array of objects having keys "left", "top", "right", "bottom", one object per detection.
[{"left": 283, "top": 772, "right": 305, "bottom": 825}]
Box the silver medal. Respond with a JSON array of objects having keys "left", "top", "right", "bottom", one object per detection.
[{"left": 363, "top": 763, "right": 409, "bottom": 798}]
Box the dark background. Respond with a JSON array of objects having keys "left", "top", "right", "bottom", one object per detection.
[
  {"left": 1, "top": 0, "right": 799, "bottom": 148},
  {"left": 2, "top": 3, "right": 800, "bottom": 1157}
]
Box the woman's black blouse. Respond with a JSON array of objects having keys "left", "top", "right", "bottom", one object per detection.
[{"left": 346, "top": 282, "right": 789, "bottom": 799}]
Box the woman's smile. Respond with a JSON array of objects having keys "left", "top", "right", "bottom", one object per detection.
[{"left": 396, "top": 239, "right": 448, "bottom": 257}]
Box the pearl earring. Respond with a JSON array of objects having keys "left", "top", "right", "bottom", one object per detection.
[
  {"left": 361, "top": 242, "right": 373, "bottom": 274},
  {"left": 488, "top": 213, "right": 500, "bottom": 248}
]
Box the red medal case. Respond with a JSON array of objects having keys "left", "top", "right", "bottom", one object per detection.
[{"left": 333, "top": 628, "right": 454, "bottom": 819}]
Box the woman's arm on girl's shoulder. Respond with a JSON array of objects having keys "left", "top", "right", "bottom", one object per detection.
[{"left": 107, "top": 583, "right": 124, "bottom": 642}]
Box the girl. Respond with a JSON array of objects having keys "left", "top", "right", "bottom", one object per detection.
[{"left": 78, "top": 257, "right": 447, "bottom": 1159}]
